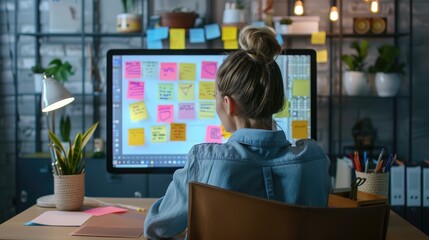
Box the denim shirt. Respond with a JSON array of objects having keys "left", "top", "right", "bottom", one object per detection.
[{"left": 144, "top": 128, "right": 331, "bottom": 240}]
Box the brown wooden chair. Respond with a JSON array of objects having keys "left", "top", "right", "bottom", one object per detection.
[{"left": 188, "top": 182, "right": 390, "bottom": 240}]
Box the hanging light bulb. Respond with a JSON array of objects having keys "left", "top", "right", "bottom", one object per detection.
[
  {"left": 294, "top": 0, "right": 304, "bottom": 16},
  {"left": 370, "top": 0, "right": 379, "bottom": 13},
  {"left": 329, "top": 4, "right": 339, "bottom": 22}
]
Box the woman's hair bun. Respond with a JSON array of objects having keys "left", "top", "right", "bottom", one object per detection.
[{"left": 238, "top": 26, "right": 282, "bottom": 62}]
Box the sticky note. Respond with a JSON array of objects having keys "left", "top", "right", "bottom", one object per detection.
[
  {"left": 276, "top": 33, "right": 284, "bottom": 46},
  {"left": 199, "top": 102, "right": 215, "bottom": 119},
  {"left": 154, "top": 26, "right": 169, "bottom": 40},
  {"left": 206, "top": 125, "right": 222, "bottom": 143},
  {"left": 170, "top": 123, "right": 186, "bottom": 141},
  {"left": 223, "top": 40, "right": 238, "bottom": 49},
  {"left": 179, "top": 63, "right": 196, "bottom": 80},
  {"left": 147, "top": 39, "right": 163, "bottom": 49},
  {"left": 274, "top": 99, "right": 290, "bottom": 118},
  {"left": 129, "top": 102, "right": 148, "bottom": 121},
  {"left": 204, "top": 23, "right": 221, "bottom": 40},
  {"left": 221, "top": 26, "right": 237, "bottom": 41},
  {"left": 170, "top": 28, "right": 186, "bottom": 49},
  {"left": 157, "top": 105, "right": 174, "bottom": 123},
  {"left": 316, "top": 49, "right": 328, "bottom": 63},
  {"left": 221, "top": 125, "right": 232, "bottom": 139},
  {"left": 128, "top": 128, "right": 145, "bottom": 146},
  {"left": 158, "top": 83, "right": 174, "bottom": 101},
  {"left": 201, "top": 61, "right": 218, "bottom": 80},
  {"left": 159, "top": 62, "right": 177, "bottom": 80},
  {"left": 142, "top": 61, "right": 159, "bottom": 79},
  {"left": 292, "top": 120, "right": 308, "bottom": 139},
  {"left": 189, "top": 28, "right": 205, "bottom": 43},
  {"left": 292, "top": 80, "right": 310, "bottom": 97},
  {"left": 311, "top": 31, "right": 326, "bottom": 45},
  {"left": 125, "top": 61, "right": 141, "bottom": 79},
  {"left": 151, "top": 125, "right": 167, "bottom": 142},
  {"left": 127, "top": 80, "right": 144, "bottom": 100},
  {"left": 198, "top": 81, "right": 215, "bottom": 100},
  {"left": 84, "top": 206, "right": 127, "bottom": 216},
  {"left": 178, "top": 83, "right": 195, "bottom": 101},
  {"left": 178, "top": 103, "right": 196, "bottom": 119}
]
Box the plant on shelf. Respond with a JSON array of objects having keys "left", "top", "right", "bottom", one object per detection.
[
  {"left": 117, "top": 0, "right": 141, "bottom": 33},
  {"left": 160, "top": 7, "right": 198, "bottom": 29},
  {"left": 30, "top": 63, "right": 47, "bottom": 93},
  {"left": 278, "top": 18, "right": 293, "bottom": 34},
  {"left": 369, "top": 44, "right": 405, "bottom": 97},
  {"left": 45, "top": 59, "right": 75, "bottom": 83},
  {"left": 341, "top": 40, "right": 371, "bottom": 96},
  {"left": 48, "top": 122, "right": 99, "bottom": 175},
  {"left": 60, "top": 115, "right": 71, "bottom": 142}
]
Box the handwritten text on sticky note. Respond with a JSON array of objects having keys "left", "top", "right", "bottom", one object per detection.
[
  {"left": 178, "top": 103, "right": 196, "bottom": 119},
  {"left": 151, "top": 125, "right": 167, "bottom": 142},
  {"left": 125, "top": 61, "right": 141, "bottom": 79},
  {"left": 206, "top": 125, "right": 222, "bottom": 143},
  {"left": 170, "top": 123, "right": 186, "bottom": 141},
  {"left": 158, "top": 83, "right": 174, "bottom": 101},
  {"left": 157, "top": 105, "right": 174, "bottom": 123},
  {"left": 128, "top": 128, "right": 145, "bottom": 146},
  {"left": 201, "top": 61, "right": 218, "bottom": 80},
  {"left": 292, "top": 120, "right": 308, "bottom": 139},
  {"left": 129, "top": 102, "right": 148, "bottom": 121},
  {"left": 160, "top": 62, "right": 177, "bottom": 80},
  {"left": 142, "top": 61, "right": 159, "bottom": 79},
  {"left": 178, "top": 83, "right": 195, "bottom": 101},
  {"left": 199, "top": 102, "right": 215, "bottom": 119},
  {"left": 127, "top": 80, "right": 144, "bottom": 100},
  {"left": 179, "top": 63, "right": 196, "bottom": 80},
  {"left": 199, "top": 81, "right": 215, "bottom": 100}
]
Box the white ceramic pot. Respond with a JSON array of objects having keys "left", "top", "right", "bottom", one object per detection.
[
  {"left": 280, "top": 24, "right": 289, "bottom": 34},
  {"left": 222, "top": 9, "right": 244, "bottom": 24},
  {"left": 33, "top": 73, "right": 44, "bottom": 93},
  {"left": 343, "top": 71, "right": 371, "bottom": 96},
  {"left": 54, "top": 173, "right": 85, "bottom": 211},
  {"left": 117, "top": 13, "right": 141, "bottom": 33},
  {"left": 375, "top": 73, "right": 401, "bottom": 97}
]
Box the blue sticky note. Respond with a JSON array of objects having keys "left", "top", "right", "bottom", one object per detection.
[
  {"left": 204, "top": 24, "right": 221, "bottom": 40},
  {"left": 276, "top": 33, "right": 284, "bottom": 46},
  {"left": 147, "top": 39, "right": 163, "bottom": 49},
  {"left": 252, "top": 21, "right": 266, "bottom": 27},
  {"left": 154, "top": 26, "right": 169, "bottom": 40},
  {"left": 189, "top": 28, "right": 205, "bottom": 43}
]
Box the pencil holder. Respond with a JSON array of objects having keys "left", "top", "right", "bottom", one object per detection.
[
  {"left": 54, "top": 173, "right": 85, "bottom": 211},
  {"left": 355, "top": 171, "right": 389, "bottom": 197}
]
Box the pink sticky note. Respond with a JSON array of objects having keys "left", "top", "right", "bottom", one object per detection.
[
  {"left": 159, "top": 62, "right": 177, "bottom": 80},
  {"left": 178, "top": 103, "right": 195, "bottom": 119},
  {"left": 157, "top": 105, "right": 174, "bottom": 123},
  {"left": 125, "top": 61, "right": 142, "bottom": 79},
  {"left": 201, "top": 61, "right": 218, "bottom": 80},
  {"left": 205, "top": 125, "right": 222, "bottom": 143},
  {"left": 84, "top": 206, "right": 127, "bottom": 216},
  {"left": 127, "top": 80, "right": 144, "bottom": 100}
]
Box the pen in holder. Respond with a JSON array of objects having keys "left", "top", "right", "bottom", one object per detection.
[{"left": 355, "top": 171, "right": 390, "bottom": 197}]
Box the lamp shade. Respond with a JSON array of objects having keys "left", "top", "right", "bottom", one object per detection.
[{"left": 41, "top": 75, "right": 75, "bottom": 112}]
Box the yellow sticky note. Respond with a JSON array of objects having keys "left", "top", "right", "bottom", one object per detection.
[
  {"left": 221, "top": 125, "right": 233, "bottom": 139},
  {"left": 198, "top": 81, "right": 215, "bottom": 100},
  {"left": 179, "top": 63, "right": 196, "bottom": 80},
  {"left": 222, "top": 26, "right": 237, "bottom": 41},
  {"left": 170, "top": 28, "right": 186, "bottom": 49},
  {"left": 129, "top": 128, "right": 145, "bottom": 146},
  {"left": 178, "top": 83, "right": 195, "bottom": 101},
  {"left": 151, "top": 125, "right": 167, "bottom": 142},
  {"left": 199, "top": 102, "right": 216, "bottom": 119},
  {"left": 311, "top": 31, "right": 326, "bottom": 45},
  {"left": 129, "top": 101, "right": 148, "bottom": 121},
  {"left": 317, "top": 49, "right": 328, "bottom": 63},
  {"left": 292, "top": 80, "right": 310, "bottom": 97},
  {"left": 223, "top": 40, "right": 238, "bottom": 49},
  {"left": 292, "top": 120, "right": 308, "bottom": 139},
  {"left": 170, "top": 123, "right": 186, "bottom": 141},
  {"left": 274, "top": 99, "right": 290, "bottom": 118}
]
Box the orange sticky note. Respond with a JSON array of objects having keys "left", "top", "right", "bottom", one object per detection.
[
  {"left": 129, "top": 128, "right": 145, "bottom": 146},
  {"left": 221, "top": 125, "right": 232, "bottom": 139},
  {"left": 129, "top": 102, "right": 148, "bottom": 121},
  {"left": 170, "top": 28, "right": 186, "bottom": 49},
  {"left": 222, "top": 26, "right": 237, "bottom": 41},
  {"left": 311, "top": 31, "right": 326, "bottom": 45},
  {"left": 292, "top": 120, "right": 308, "bottom": 139},
  {"left": 316, "top": 49, "right": 328, "bottom": 63},
  {"left": 223, "top": 40, "right": 238, "bottom": 49},
  {"left": 170, "top": 123, "right": 186, "bottom": 141}
]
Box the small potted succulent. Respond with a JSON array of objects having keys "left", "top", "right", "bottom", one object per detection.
[
  {"left": 117, "top": 0, "right": 141, "bottom": 33},
  {"left": 31, "top": 63, "right": 46, "bottom": 93},
  {"left": 341, "top": 40, "right": 371, "bottom": 96}
]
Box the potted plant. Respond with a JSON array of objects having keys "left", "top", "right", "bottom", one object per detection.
[
  {"left": 160, "top": 7, "right": 198, "bottom": 29},
  {"left": 31, "top": 63, "right": 46, "bottom": 93},
  {"left": 45, "top": 59, "right": 75, "bottom": 84},
  {"left": 341, "top": 40, "right": 371, "bottom": 96},
  {"left": 60, "top": 115, "right": 71, "bottom": 150},
  {"left": 48, "top": 121, "right": 98, "bottom": 210},
  {"left": 117, "top": 0, "right": 141, "bottom": 33},
  {"left": 369, "top": 44, "right": 405, "bottom": 97},
  {"left": 279, "top": 18, "right": 293, "bottom": 34},
  {"left": 222, "top": 0, "right": 246, "bottom": 24}
]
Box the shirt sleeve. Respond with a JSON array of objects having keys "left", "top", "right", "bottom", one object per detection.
[{"left": 143, "top": 148, "right": 198, "bottom": 240}]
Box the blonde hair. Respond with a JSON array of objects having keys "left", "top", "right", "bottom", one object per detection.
[{"left": 217, "top": 26, "right": 284, "bottom": 119}]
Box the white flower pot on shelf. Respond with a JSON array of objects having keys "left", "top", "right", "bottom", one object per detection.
[
  {"left": 375, "top": 73, "right": 401, "bottom": 97},
  {"left": 33, "top": 73, "right": 44, "bottom": 93},
  {"left": 343, "top": 71, "right": 371, "bottom": 96},
  {"left": 222, "top": 9, "right": 244, "bottom": 24}
]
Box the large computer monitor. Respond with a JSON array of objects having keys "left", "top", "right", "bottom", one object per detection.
[{"left": 106, "top": 49, "right": 316, "bottom": 174}]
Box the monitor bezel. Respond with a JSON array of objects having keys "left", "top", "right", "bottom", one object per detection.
[{"left": 106, "top": 49, "right": 317, "bottom": 174}]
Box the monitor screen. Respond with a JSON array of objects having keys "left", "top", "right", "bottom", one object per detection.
[{"left": 106, "top": 49, "right": 316, "bottom": 174}]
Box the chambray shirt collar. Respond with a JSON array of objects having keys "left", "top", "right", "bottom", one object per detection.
[{"left": 227, "top": 128, "right": 292, "bottom": 147}]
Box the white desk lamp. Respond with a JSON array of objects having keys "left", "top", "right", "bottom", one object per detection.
[{"left": 37, "top": 74, "right": 75, "bottom": 207}]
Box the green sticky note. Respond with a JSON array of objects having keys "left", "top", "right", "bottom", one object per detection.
[{"left": 292, "top": 80, "right": 310, "bottom": 97}]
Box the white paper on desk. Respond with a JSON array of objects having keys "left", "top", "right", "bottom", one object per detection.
[
  {"left": 335, "top": 157, "right": 353, "bottom": 189},
  {"left": 29, "top": 211, "right": 92, "bottom": 226}
]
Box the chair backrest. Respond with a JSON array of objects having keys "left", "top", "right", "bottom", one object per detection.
[{"left": 188, "top": 182, "right": 390, "bottom": 240}]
